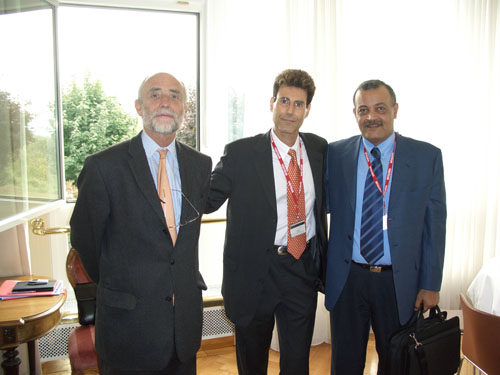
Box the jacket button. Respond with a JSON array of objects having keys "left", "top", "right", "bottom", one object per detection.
[
  {"left": 170, "top": 258, "right": 175, "bottom": 265},
  {"left": 347, "top": 235, "right": 353, "bottom": 241},
  {"left": 165, "top": 296, "right": 172, "bottom": 302}
]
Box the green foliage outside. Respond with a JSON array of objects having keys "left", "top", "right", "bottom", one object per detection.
[
  {"left": 0, "top": 77, "right": 198, "bottom": 202},
  {"left": 0, "top": 90, "right": 36, "bottom": 190},
  {"left": 63, "top": 76, "right": 198, "bottom": 196},
  {"left": 0, "top": 90, "right": 59, "bottom": 199},
  {"left": 177, "top": 86, "right": 197, "bottom": 148},
  {"left": 63, "top": 76, "right": 139, "bottom": 185}
]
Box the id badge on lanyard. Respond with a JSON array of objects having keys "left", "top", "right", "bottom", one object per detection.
[
  {"left": 362, "top": 136, "right": 396, "bottom": 231},
  {"left": 290, "top": 220, "right": 306, "bottom": 238},
  {"left": 270, "top": 132, "right": 306, "bottom": 236}
]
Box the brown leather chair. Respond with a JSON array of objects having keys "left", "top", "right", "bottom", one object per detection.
[
  {"left": 458, "top": 293, "right": 500, "bottom": 375},
  {"left": 66, "top": 248, "right": 100, "bottom": 374}
]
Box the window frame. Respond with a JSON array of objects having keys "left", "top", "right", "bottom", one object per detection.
[
  {"left": 57, "top": 1, "right": 203, "bottom": 195},
  {"left": 0, "top": 0, "right": 65, "bottom": 232},
  {"left": 0, "top": 0, "right": 204, "bottom": 232}
]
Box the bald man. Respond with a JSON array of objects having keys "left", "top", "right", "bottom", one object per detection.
[{"left": 71, "top": 73, "right": 212, "bottom": 374}]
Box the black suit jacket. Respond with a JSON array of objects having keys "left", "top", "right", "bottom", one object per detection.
[
  {"left": 70, "top": 132, "right": 212, "bottom": 371},
  {"left": 206, "top": 131, "right": 328, "bottom": 327}
]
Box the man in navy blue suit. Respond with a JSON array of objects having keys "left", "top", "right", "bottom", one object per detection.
[{"left": 324, "top": 80, "right": 446, "bottom": 374}]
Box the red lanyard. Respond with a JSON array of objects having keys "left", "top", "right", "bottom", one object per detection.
[
  {"left": 362, "top": 134, "right": 396, "bottom": 215},
  {"left": 270, "top": 132, "right": 303, "bottom": 218}
]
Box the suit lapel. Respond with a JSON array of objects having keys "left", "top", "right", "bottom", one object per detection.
[
  {"left": 127, "top": 134, "right": 166, "bottom": 225},
  {"left": 301, "top": 133, "right": 323, "bottom": 215},
  {"left": 176, "top": 141, "right": 197, "bottom": 230},
  {"left": 388, "top": 134, "right": 414, "bottom": 213},
  {"left": 253, "top": 131, "right": 277, "bottom": 211},
  {"left": 344, "top": 136, "right": 361, "bottom": 213}
]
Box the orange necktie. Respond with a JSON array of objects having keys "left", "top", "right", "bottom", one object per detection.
[
  {"left": 157, "top": 149, "right": 177, "bottom": 245},
  {"left": 287, "top": 149, "right": 306, "bottom": 259}
]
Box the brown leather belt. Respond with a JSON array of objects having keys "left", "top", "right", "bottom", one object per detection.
[
  {"left": 352, "top": 260, "right": 392, "bottom": 272},
  {"left": 274, "top": 239, "right": 312, "bottom": 256}
]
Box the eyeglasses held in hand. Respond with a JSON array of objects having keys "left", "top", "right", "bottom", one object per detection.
[{"left": 159, "top": 189, "right": 200, "bottom": 228}]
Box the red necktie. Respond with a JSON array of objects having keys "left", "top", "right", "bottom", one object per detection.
[
  {"left": 157, "top": 149, "right": 177, "bottom": 245},
  {"left": 287, "top": 149, "right": 306, "bottom": 259}
]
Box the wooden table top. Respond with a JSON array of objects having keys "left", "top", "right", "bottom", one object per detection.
[{"left": 0, "top": 275, "right": 66, "bottom": 349}]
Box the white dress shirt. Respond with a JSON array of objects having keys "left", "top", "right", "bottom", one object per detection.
[{"left": 271, "top": 129, "right": 316, "bottom": 246}]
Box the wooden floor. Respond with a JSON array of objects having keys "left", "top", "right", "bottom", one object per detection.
[{"left": 42, "top": 334, "right": 475, "bottom": 374}]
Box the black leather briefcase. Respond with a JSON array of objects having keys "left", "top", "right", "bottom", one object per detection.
[{"left": 385, "top": 305, "right": 461, "bottom": 375}]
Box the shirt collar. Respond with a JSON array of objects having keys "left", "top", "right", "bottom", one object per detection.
[
  {"left": 361, "top": 132, "right": 395, "bottom": 158},
  {"left": 271, "top": 128, "right": 301, "bottom": 156},
  {"left": 141, "top": 130, "right": 178, "bottom": 160}
]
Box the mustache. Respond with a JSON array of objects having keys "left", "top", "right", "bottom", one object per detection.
[
  {"left": 363, "top": 120, "right": 383, "bottom": 127},
  {"left": 152, "top": 108, "right": 177, "bottom": 119},
  {"left": 280, "top": 115, "right": 297, "bottom": 121}
]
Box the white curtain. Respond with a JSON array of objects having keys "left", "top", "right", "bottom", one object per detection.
[
  {"left": 438, "top": 0, "right": 500, "bottom": 310},
  {"left": 202, "top": 0, "right": 500, "bottom": 345},
  {"left": 0, "top": 224, "right": 41, "bottom": 374},
  {"left": 0, "top": 224, "right": 31, "bottom": 277}
]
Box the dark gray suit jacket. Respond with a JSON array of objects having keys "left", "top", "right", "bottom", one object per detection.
[
  {"left": 206, "top": 131, "right": 328, "bottom": 327},
  {"left": 324, "top": 133, "right": 446, "bottom": 325},
  {"left": 70, "top": 132, "right": 212, "bottom": 371}
]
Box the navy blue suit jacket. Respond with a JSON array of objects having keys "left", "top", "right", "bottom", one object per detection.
[{"left": 324, "top": 133, "right": 446, "bottom": 324}]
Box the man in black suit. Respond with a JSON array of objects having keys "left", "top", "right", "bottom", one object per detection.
[
  {"left": 70, "top": 72, "right": 212, "bottom": 375},
  {"left": 206, "top": 69, "right": 328, "bottom": 375}
]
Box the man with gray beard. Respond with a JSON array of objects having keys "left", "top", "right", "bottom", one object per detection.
[{"left": 70, "top": 72, "right": 212, "bottom": 374}]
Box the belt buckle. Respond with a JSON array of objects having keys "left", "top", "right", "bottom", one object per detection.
[
  {"left": 277, "top": 246, "right": 287, "bottom": 256},
  {"left": 369, "top": 265, "right": 382, "bottom": 273}
]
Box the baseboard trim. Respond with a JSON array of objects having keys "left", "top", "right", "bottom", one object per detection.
[{"left": 200, "top": 335, "right": 234, "bottom": 350}]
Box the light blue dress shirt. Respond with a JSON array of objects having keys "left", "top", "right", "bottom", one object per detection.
[
  {"left": 352, "top": 133, "right": 396, "bottom": 265},
  {"left": 141, "top": 131, "right": 182, "bottom": 233}
]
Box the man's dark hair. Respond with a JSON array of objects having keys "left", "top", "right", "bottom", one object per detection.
[
  {"left": 353, "top": 79, "right": 397, "bottom": 106},
  {"left": 273, "top": 69, "right": 316, "bottom": 106}
]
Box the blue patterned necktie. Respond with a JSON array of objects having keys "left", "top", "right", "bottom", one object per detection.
[{"left": 360, "top": 147, "right": 384, "bottom": 264}]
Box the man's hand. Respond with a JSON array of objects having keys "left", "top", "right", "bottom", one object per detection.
[{"left": 414, "top": 289, "right": 439, "bottom": 312}]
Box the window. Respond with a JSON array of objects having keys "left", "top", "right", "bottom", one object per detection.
[
  {"left": 0, "top": 0, "right": 61, "bottom": 227},
  {"left": 58, "top": 5, "right": 200, "bottom": 199},
  {"left": 0, "top": 1, "right": 200, "bottom": 226}
]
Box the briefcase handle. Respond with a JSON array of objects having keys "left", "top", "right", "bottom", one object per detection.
[{"left": 411, "top": 304, "right": 447, "bottom": 330}]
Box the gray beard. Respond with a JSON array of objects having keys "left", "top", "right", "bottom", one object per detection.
[
  {"left": 144, "top": 110, "right": 184, "bottom": 135},
  {"left": 149, "top": 119, "right": 180, "bottom": 134}
]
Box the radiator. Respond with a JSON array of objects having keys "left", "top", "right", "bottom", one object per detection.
[
  {"left": 38, "top": 305, "right": 234, "bottom": 362},
  {"left": 201, "top": 305, "right": 234, "bottom": 339},
  {"left": 38, "top": 322, "right": 80, "bottom": 362}
]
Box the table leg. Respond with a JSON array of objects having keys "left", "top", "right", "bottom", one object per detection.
[
  {"left": 1, "top": 346, "right": 21, "bottom": 375},
  {"left": 28, "top": 340, "right": 36, "bottom": 375}
]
